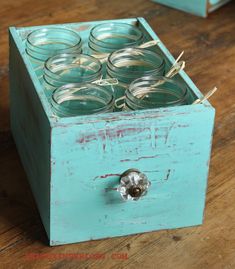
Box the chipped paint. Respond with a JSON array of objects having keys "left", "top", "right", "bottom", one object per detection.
[
  {"left": 93, "top": 173, "right": 121, "bottom": 180},
  {"left": 120, "top": 155, "right": 160, "bottom": 163},
  {"left": 165, "top": 169, "right": 171, "bottom": 180}
]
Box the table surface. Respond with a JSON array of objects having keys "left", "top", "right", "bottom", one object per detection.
[{"left": 0, "top": 1, "right": 235, "bottom": 268}]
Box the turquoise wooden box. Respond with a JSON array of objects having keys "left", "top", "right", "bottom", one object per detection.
[
  {"left": 153, "top": 0, "right": 231, "bottom": 17},
  {"left": 9, "top": 17, "right": 215, "bottom": 246}
]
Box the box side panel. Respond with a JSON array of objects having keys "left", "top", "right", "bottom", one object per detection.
[
  {"left": 152, "top": 0, "right": 207, "bottom": 17},
  {"left": 9, "top": 29, "right": 51, "bottom": 239},
  {"left": 50, "top": 107, "right": 215, "bottom": 245}
]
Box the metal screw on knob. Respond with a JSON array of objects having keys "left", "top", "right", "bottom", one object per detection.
[
  {"left": 129, "top": 186, "right": 142, "bottom": 197},
  {"left": 117, "top": 169, "right": 151, "bottom": 201}
]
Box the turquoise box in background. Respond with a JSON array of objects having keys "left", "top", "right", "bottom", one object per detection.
[
  {"left": 9, "top": 18, "right": 215, "bottom": 246},
  {"left": 153, "top": 0, "right": 231, "bottom": 17}
]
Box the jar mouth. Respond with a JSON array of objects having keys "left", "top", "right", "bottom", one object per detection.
[
  {"left": 26, "top": 28, "right": 82, "bottom": 57},
  {"left": 89, "top": 22, "right": 144, "bottom": 49},
  {"left": 51, "top": 83, "right": 114, "bottom": 116},
  {"left": 44, "top": 54, "right": 102, "bottom": 85},
  {"left": 107, "top": 48, "right": 165, "bottom": 77},
  {"left": 126, "top": 76, "right": 188, "bottom": 109}
]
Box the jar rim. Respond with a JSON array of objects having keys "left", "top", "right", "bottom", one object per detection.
[
  {"left": 44, "top": 53, "right": 102, "bottom": 82},
  {"left": 107, "top": 48, "right": 165, "bottom": 76},
  {"left": 126, "top": 76, "right": 188, "bottom": 108},
  {"left": 27, "top": 27, "right": 82, "bottom": 53},
  {"left": 51, "top": 83, "right": 114, "bottom": 116},
  {"left": 89, "top": 22, "right": 144, "bottom": 48}
]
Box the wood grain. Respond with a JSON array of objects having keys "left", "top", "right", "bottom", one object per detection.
[{"left": 0, "top": 0, "right": 235, "bottom": 268}]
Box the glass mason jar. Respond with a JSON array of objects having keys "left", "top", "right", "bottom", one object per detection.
[
  {"left": 123, "top": 76, "right": 188, "bottom": 111},
  {"left": 51, "top": 83, "right": 115, "bottom": 117},
  {"left": 26, "top": 28, "right": 82, "bottom": 77},
  {"left": 106, "top": 48, "right": 165, "bottom": 100},
  {"left": 43, "top": 53, "right": 102, "bottom": 94},
  {"left": 88, "top": 22, "right": 145, "bottom": 58}
]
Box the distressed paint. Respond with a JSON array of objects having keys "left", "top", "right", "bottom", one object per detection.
[
  {"left": 51, "top": 106, "right": 215, "bottom": 244},
  {"left": 9, "top": 18, "right": 215, "bottom": 246},
  {"left": 152, "top": 0, "right": 231, "bottom": 17}
]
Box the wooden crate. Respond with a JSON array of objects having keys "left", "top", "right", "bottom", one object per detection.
[
  {"left": 153, "top": 0, "right": 231, "bottom": 17},
  {"left": 9, "top": 17, "right": 215, "bottom": 246}
]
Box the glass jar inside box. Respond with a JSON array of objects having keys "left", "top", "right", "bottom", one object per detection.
[
  {"left": 43, "top": 54, "right": 102, "bottom": 92},
  {"left": 51, "top": 83, "right": 115, "bottom": 117},
  {"left": 123, "top": 76, "right": 188, "bottom": 111},
  {"left": 26, "top": 28, "right": 82, "bottom": 76},
  {"left": 106, "top": 48, "right": 165, "bottom": 100},
  {"left": 88, "top": 22, "right": 145, "bottom": 58}
]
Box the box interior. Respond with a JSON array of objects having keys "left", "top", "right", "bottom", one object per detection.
[{"left": 12, "top": 18, "right": 212, "bottom": 124}]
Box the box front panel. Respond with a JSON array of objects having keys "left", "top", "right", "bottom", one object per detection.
[{"left": 50, "top": 107, "right": 214, "bottom": 245}]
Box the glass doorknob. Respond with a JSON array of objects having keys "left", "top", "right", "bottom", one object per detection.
[{"left": 117, "top": 169, "right": 151, "bottom": 201}]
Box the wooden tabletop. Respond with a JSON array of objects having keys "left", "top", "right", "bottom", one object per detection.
[{"left": 1, "top": 1, "right": 235, "bottom": 268}]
